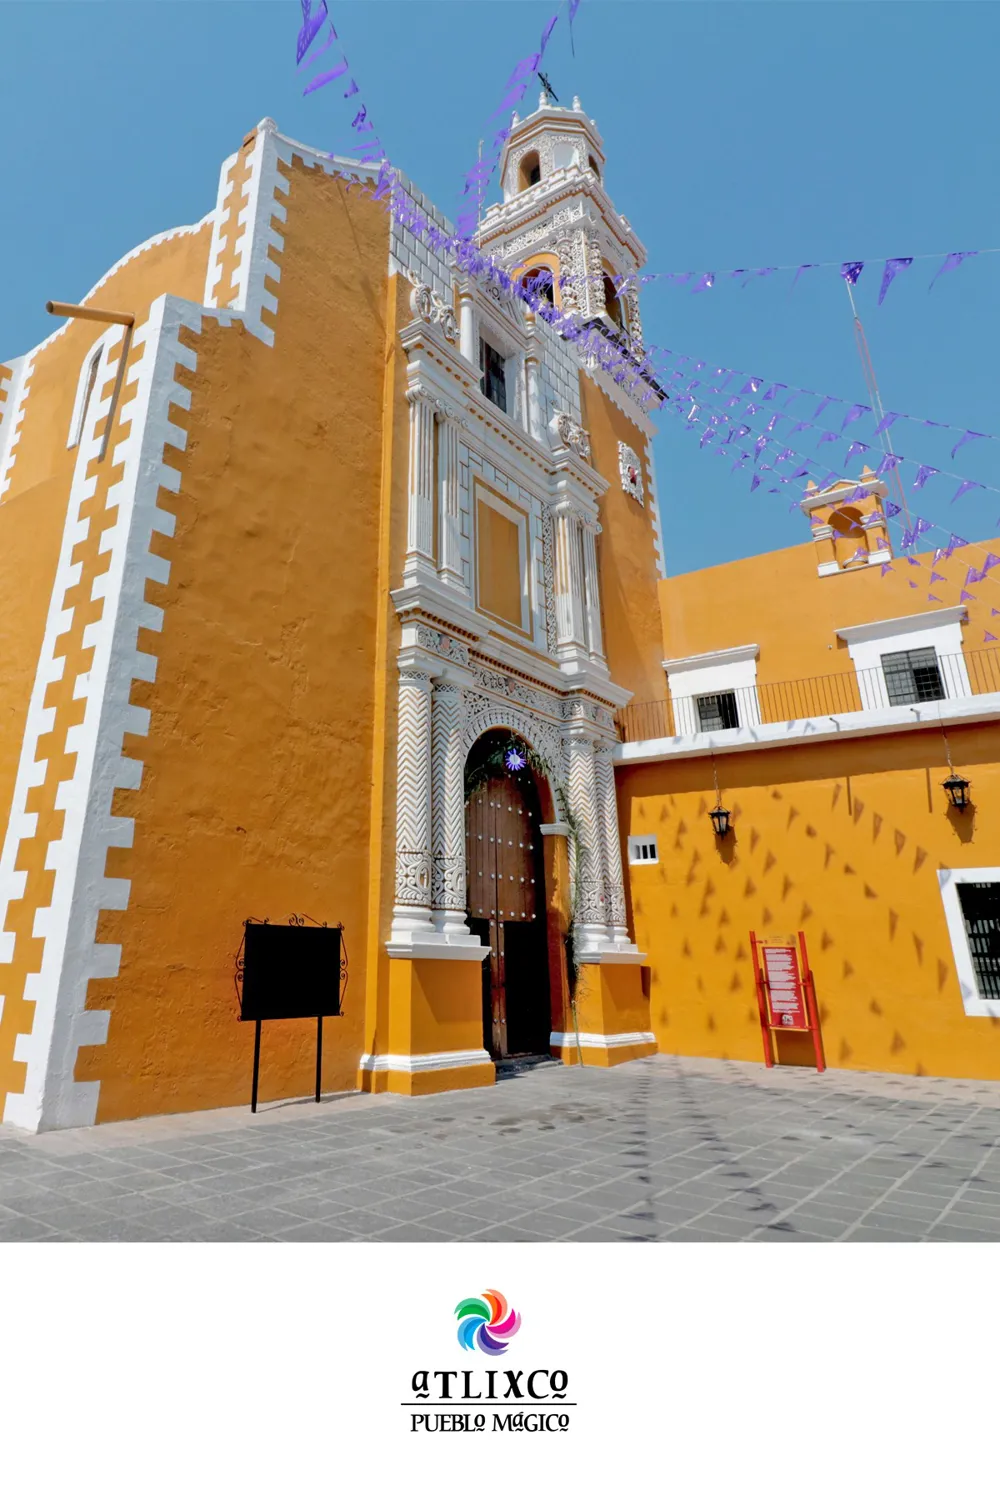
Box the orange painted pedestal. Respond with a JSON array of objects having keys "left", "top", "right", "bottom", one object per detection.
[{"left": 359, "top": 955, "right": 495, "bottom": 1097}]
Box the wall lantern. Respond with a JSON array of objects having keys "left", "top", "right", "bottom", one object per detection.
[
  {"left": 709, "top": 753, "right": 732, "bottom": 837},
  {"left": 709, "top": 804, "right": 732, "bottom": 838},
  {"left": 942, "top": 772, "right": 971, "bottom": 811}
]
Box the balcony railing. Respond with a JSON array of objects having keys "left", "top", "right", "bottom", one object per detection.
[{"left": 617, "top": 647, "right": 1000, "bottom": 744}]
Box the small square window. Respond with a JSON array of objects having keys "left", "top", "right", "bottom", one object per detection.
[
  {"left": 881, "top": 647, "right": 945, "bottom": 706},
  {"left": 628, "top": 835, "right": 659, "bottom": 865},
  {"left": 480, "top": 337, "right": 507, "bottom": 414},
  {"left": 696, "top": 691, "right": 740, "bottom": 732}
]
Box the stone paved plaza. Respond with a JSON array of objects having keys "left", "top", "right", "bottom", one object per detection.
[{"left": 3, "top": 1054, "right": 1000, "bottom": 1241}]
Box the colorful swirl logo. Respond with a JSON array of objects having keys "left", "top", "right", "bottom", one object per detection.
[{"left": 455, "top": 1289, "right": 522, "bottom": 1356}]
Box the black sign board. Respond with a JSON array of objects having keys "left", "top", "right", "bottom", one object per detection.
[
  {"left": 236, "top": 919, "right": 345, "bottom": 1112},
  {"left": 239, "top": 921, "right": 342, "bottom": 1022}
]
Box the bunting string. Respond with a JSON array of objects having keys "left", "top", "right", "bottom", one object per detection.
[
  {"left": 298, "top": 1, "right": 389, "bottom": 163},
  {"left": 615, "top": 247, "right": 999, "bottom": 302},
  {"left": 453, "top": 2, "right": 567, "bottom": 238},
  {"left": 641, "top": 347, "right": 999, "bottom": 456}
]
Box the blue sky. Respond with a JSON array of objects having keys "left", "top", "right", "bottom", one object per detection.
[{"left": 2, "top": 0, "right": 998, "bottom": 574}]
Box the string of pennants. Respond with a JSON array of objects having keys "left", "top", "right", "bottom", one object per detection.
[
  {"left": 615, "top": 250, "right": 997, "bottom": 303},
  {"left": 655, "top": 366, "right": 1000, "bottom": 637},
  {"left": 294, "top": 6, "right": 1000, "bottom": 635},
  {"left": 645, "top": 350, "right": 997, "bottom": 458}
]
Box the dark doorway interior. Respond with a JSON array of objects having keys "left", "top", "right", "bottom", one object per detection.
[{"left": 465, "top": 736, "right": 551, "bottom": 1060}]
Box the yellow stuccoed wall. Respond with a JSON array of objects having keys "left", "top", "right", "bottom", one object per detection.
[
  {"left": 580, "top": 377, "right": 665, "bottom": 705},
  {"left": 620, "top": 721, "right": 1000, "bottom": 1080},
  {"left": 76, "top": 159, "right": 392, "bottom": 1119}
]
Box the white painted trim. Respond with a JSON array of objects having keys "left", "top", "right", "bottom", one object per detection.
[
  {"left": 539, "top": 821, "right": 572, "bottom": 836},
  {"left": 800, "top": 476, "right": 888, "bottom": 514},
  {"left": 837, "top": 611, "right": 969, "bottom": 710},
  {"left": 937, "top": 868, "right": 1000, "bottom": 1019},
  {"left": 0, "top": 354, "right": 33, "bottom": 502},
  {"left": 577, "top": 945, "right": 647, "bottom": 965},
  {"left": 359, "top": 1049, "right": 493, "bottom": 1074},
  {"left": 663, "top": 645, "right": 760, "bottom": 736},
  {"left": 835, "top": 607, "right": 967, "bottom": 644},
  {"left": 550, "top": 1030, "right": 656, "bottom": 1049},
  {"left": 385, "top": 939, "right": 488, "bottom": 961},
  {"left": 662, "top": 644, "right": 759, "bottom": 673},
  {"left": 66, "top": 333, "right": 110, "bottom": 449},
  {"left": 614, "top": 689, "right": 1000, "bottom": 765},
  {"left": 627, "top": 835, "right": 659, "bottom": 865}
]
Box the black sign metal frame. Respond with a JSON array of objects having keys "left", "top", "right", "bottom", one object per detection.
[{"left": 234, "top": 914, "right": 348, "bottom": 1113}]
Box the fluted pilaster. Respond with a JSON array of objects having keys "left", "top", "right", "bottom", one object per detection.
[
  {"left": 392, "top": 667, "right": 434, "bottom": 933},
  {"left": 437, "top": 415, "right": 463, "bottom": 589},
  {"left": 581, "top": 518, "right": 605, "bottom": 663},
  {"left": 405, "top": 388, "right": 435, "bottom": 577},
  {"left": 431, "top": 680, "right": 469, "bottom": 936},
  {"left": 553, "top": 503, "right": 587, "bottom": 654},
  {"left": 594, "top": 741, "right": 629, "bottom": 942},
  {"left": 564, "top": 729, "right": 607, "bottom": 942}
]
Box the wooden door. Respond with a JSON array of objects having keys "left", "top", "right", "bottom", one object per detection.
[{"left": 466, "top": 769, "right": 547, "bottom": 1058}]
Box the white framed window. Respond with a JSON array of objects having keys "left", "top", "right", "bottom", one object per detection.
[
  {"left": 628, "top": 835, "right": 659, "bottom": 865},
  {"left": 662, "top": 643, "right": 760, "bottom": 737},
  {"left": 67, "top": 336, "right": 108, "bottom": 449},
  {"left": 938, "top": 868, "right": 1000, "bottom": 1017},
  {"left": 836, "top": 607, "right": 971, "bottom": 709}
]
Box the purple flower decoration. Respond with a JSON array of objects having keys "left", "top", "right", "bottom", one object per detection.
[{"left": 504, "top": 746, "right": 527, "bottom": 773}]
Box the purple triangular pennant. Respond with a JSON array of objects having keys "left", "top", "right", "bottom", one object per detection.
[
  {"left": 951, "top": 430, "right": 986, "bottom": 461},
  {"left": 929, "top": 251, "right": 978, "bottom": 291},
  {"left": 878, "top": 258, "right": 913, "bottom": 305}
]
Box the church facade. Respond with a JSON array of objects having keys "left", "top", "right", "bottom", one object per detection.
[{"left": 0, "top": 99, "right": 663, "bottom": 1129}]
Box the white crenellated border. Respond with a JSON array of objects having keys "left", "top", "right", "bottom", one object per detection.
[
  {"left": 550, "top": 1030, "right": 656, "bottom": 1049},
  {"left": 359, "top": 1049, "right": 493, "bottom": 1074},
  {"left": 937, "top": 867, "right": 1000, "bottom": 1019},
  {"left": 203, "top": 151, "right": 240, "bottom": 308},
  {"left": 2, "top": 294, "right": 238, "bottom": 1131},
  {"left": 0, "top": 355, "right": 34, "bottom": 502}
]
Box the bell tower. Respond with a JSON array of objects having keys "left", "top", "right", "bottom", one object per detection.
[{"left": 478, "top": 92, "right": 647, "bottom": 353}]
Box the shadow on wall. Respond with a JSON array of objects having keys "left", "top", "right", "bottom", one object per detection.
[{"left": 623, "top": 721, "right": 1000, "bottom": 1078}]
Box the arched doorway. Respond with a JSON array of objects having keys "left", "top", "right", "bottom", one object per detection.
[{"left": 465, "top": 732, "right": 551, "bottom": 1059}]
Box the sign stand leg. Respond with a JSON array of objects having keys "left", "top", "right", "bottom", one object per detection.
[
  {"left": 315, "top": 1015, "right": 323, "bottom": 1103},
  {"left": 749, "top": 931, "right": 774, "bottom": 1067},
  {"left": 251, "top": 1018, "right": 262, "bottom": 1113}
]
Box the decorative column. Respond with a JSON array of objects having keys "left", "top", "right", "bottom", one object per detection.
[
  {"left": 392, "top": 668, "right": 434, "bottom": 938},
  {"left": 564, "top": 728, "right": 607, "bottom": 950},
  {"left": 594, "top": 741, "right": 630, "bottom": 945},
  {"left": 431, "top": 680, "right": 470, "bottom": 939},
  {"left": 437, "top": 412, "right": 464, "bottom": 589},
  {"left": 524, "top": 337, "right": 544, "bottom": 444},
  {"left": 581, "top": 518, "right": 605, "bottom": 664},
  {"left": 553, "top": 502, "right": 588, "bottom": 655},
  {"left": 458, "top": 285, "right": 476, "bottom": 365},
  {"left": 404, "top": 387, "right": 436, "bottom": 579}
]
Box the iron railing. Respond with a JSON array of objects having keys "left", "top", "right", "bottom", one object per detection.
[{"left": 617, "top": 646, "right": 1000, "bottom": 744}]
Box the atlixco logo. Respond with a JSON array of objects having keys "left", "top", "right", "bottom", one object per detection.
[
  {"left": 406, "top": 1289, "right": 572, "bottom": 1435},
  {"left": 455, "top": 1289, "right": 521, "bottom": 1355}
]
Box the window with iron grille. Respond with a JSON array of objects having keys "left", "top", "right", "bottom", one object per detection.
[
  {"left": 956, "top": 882, "right": 1000, "bottom": 1000},
  {"left": 480, "top": 338, "right": 507, "bottom": 414},
  {"left": 696, "top": 691, "right": 740, "bottom": 732},
  {"left": 880, "top": 647, "right": 945, "bottom": 705}
]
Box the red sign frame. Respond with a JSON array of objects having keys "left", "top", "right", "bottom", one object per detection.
[{"left": 750, "top": 930, "right": 825, "bottom": 1072}]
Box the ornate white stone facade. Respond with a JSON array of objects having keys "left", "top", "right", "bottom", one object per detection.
[{"left": 386, "top": 96, "right": 650, "bottom": 966}]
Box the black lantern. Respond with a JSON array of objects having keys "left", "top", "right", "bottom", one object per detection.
[
  {"left": 943, "top": 772, "right": 971, "bottom": 810},
  {"left": 709, "top": 804, "right": 732, "bottom": 838}
]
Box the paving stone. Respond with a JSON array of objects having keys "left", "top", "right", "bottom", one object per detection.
[{"left": 3, "top": 1055, "right": 1000, "bottom": 1241}]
